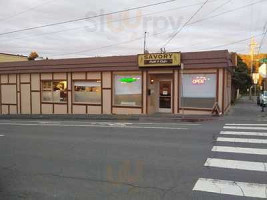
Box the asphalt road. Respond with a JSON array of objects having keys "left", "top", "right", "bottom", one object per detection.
[{"left": 0, "top": 97, "right": 266, "bottom": 200}]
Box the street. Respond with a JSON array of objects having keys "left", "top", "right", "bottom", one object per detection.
[{"left": 0, "top": 97, "right": 267, "bottom": 200}]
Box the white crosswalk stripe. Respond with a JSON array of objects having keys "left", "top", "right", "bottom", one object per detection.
[
  {"left": 204, "top": 158, "right": 267, "bottom": 172},
  {"left": 225, "top": 123, "right": 267, "bottom": 126},
  {"left": 212, "top": 146, "right": 267, "bottom": 155},
  {"left": 220, "top": 131, "right": 267, "bottom": 137},
  {"left": 217, "top": 137, "right": 267, "bottom": 144},
  {"left": 193, "top": 123, "right": 267, "bottom": 198},
  {"left": 0, "top": 135, "right": 4, "bottom": 137},
  {"left": 224, "top": 126, "right": 267, "bottom": 130},
  {"left": 193, "top": 178, "right": 267, "bottom": 199}
]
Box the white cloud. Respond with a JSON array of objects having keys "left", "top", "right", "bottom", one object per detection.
[{"left": 0, "top": 0, "right": 266, "bottom": 58}]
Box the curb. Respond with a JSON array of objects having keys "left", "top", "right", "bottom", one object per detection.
[{"left": 0, "top": 114, "right": 218, "bottom": 122}]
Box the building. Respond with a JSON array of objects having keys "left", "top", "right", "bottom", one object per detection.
[
  {"left": 0, "top": 53, "right": 28, "bottom": 63},
  {"left": 0, "top": 50, "right": 235, "bottom": 115}
]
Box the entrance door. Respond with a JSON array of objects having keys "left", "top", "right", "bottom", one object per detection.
[{"left": 159, "top": 81, "right": 172, "bottom": 113}]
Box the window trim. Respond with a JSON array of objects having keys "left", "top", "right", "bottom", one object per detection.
[
  {"left": 180, "top": 73, "right": 217, "bottom": 109},
  {"left": 41, "top": 80, "right": 68, "bottom": 104},
  {"left": 112, "top": 72, "right": 142, "bottom": 108},
  {"left": 72, "top": 80, "right": 102, "bottom": 105}
]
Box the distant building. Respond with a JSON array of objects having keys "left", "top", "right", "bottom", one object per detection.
[{"left": 0, "top": 53, "right": 28, "bottom": 63}]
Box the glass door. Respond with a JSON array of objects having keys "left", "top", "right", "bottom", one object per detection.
[{"left": 159, "top": 81, "right": 172, "bottom": 113}]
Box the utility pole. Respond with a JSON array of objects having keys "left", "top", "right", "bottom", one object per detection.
[
  {"left": 249, "top": 37, "right": 257, "bottom": 100},
  {"left": 181, "top": 63, "right": 184, "bottom": 118},
  {"left": 144, "top": 32, "right": 147, "bottom": 54}
]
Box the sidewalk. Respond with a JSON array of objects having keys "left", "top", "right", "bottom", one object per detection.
[
  {"left": 0, "top": 113, "right": 215, "bottom": 122},
  {"left": 1, "top": 97, "right": 264, "bottom": 122},
  {"left": 225, "top": 95, "right": 267, "bottom": 121}
]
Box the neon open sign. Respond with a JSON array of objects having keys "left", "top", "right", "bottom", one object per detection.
[{"left": 192, "top": 76, "right": 207, "bottom": 85}]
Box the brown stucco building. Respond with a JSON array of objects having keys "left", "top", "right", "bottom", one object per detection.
[{"left": 0, "top": 50, "right": 235, "bottom": 115}]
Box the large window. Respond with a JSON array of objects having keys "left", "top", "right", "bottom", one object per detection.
[
  {"left": 113, "top": 73, "right": 142, "bottom": 107},
  {"left": 181, "top": 74, "right": 216, "bottom": 108},
  {"left": 42, "top": 81, "right": 67, "bottom": 103},
  {"left": 73, "top": 81, "right": 101, "bottom": 104}
]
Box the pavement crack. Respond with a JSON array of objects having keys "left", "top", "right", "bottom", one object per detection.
[
  {"left": 161, "top": 185, "right": 179, "bottom": 199},
  {"left": 234, "top": 182, "right": 245, "bottom": 197},
  {"left": 35, "top": 172, "right": 167, "bottom": 192}
]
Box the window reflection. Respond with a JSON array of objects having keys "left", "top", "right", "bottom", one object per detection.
[{"left": 41, "top": 81, "right": 67, "bottom": 102}]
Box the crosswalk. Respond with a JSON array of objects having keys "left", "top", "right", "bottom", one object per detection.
[{"left": 193, "top": 123, "right": 267, "bottom": 199}]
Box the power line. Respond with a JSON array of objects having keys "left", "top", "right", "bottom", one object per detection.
[
  {"left": 161, "top": 0, "right": 266, "bottom": 49},
  {"left": 0, "top": 1, "right": 209, "bottom": 43},
  {"left": 258, "top": 21, "right": 267, "bottom": 53},
  {"left": 10, "top": 0, "right": 266, "bottom": 57},
  {"left": 161, "top": 0, "right": 209, "bottom": 48},
  {"left": 187, "top": 0, "right": 267, "bottom": 26},
  {"left": 54, "top": 28, "right": 174, "bottom": 57},
  {"left": 51, "top": 0, "right": 266, "bottom": 58},
  {"left": 0, "top": 0, "right": 176, "bottom": 37},
  {"left": 199, "top": 33, "right": 264, "bottom": 51},
  {"left": 54, "top": 36, "right": 145, "bottom": 57},
  {"left": 205, "top": 0, "right": 232, "bottom": 17},
  {"left": 0, "top": 0, "right": 54, "bottom": 22}
]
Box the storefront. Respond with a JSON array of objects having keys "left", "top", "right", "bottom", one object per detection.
[{"left": 0, "top": 50, "right": 235, "bottom": 115}]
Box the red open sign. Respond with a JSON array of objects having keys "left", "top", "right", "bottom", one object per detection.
[{"left": 192, "top": 76, "right": 207, "bottom": 85}]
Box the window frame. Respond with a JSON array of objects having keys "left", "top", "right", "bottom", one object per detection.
[
  {"left": 180, "top": 73, "right": 217, "bottom": 110},
  {"left": 112, "top": 72, "right": 143, "bottom": 108},
  {"left": 72, "top": 79, "right": 102, "bottom": 105},
  {"left": 41, "top": 80, "right": 68, "bottom": 104}
]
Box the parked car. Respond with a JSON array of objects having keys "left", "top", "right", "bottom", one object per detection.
[{"left": 260, "top": 91, "right": 267, "bottom": 107}]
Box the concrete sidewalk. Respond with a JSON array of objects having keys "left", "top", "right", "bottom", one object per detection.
[
  {"left": 1, "top": 96, "right": 264, "bottom": 122},
  {"left": 0, "top": 113, "right": 216, "bottom": 122},
  {"left": 225, "top": 95, "right": 267, "bottom": 121}
]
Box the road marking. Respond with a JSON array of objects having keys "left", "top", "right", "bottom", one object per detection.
[
  {"left": 204, "top": 158, "right": 267, "bottom": 172},
  {"left": 0, "top": 120, "right": 200, "bottom": 126},
  {"left": 224, "top": 126, "right": 267, "bottom": 130},
  {"left": 193, "top": 178, "right": 267, "bottom": 199},
  {"left": 217, "top": 137, "right": 267, "bottom": 144},
  {"left": 225, "top": 123, "right": 267, "bottom": 126},
  {"left": 0, "top": 135, "right": 4, "bottom": 137},
  {"left": 0, "top": 123, "right": 187, "bottom": 130},
  {"left": 212, "top": 146, "right": 267, "bottom": 155},
  {"left": 220, "top": 131, "right": 267, "bottom": 137}
]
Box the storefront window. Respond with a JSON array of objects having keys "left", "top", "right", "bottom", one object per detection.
[
  {"left": 41, "top": 81, "right": 67, "bottom": 102},
  {"left": 181, "top": 74, "right": 216, "bottom": 108},
  {"left": 113, "top": 73, "right": 142, "bottom": 107},
  {"left": 73, "top": 81, "right": 101, "bottom": 104}
]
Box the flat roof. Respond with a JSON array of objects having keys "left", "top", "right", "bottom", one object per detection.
[
  {"left": 0, "top": 53, "right": 27, "bottom": 57},
  {"left": 0, "top": 50, "right": 235, "bottom": 74}
]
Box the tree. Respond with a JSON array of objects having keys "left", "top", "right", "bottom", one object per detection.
[
  {"left": 232, "top": 55, "right": 253, "bottom": 95},
  {"left": 28, "top": 51, "right": 39, "bottom": 60}
]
